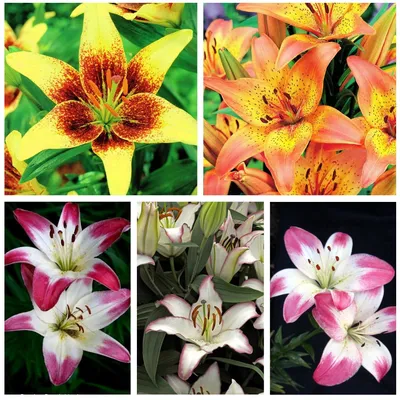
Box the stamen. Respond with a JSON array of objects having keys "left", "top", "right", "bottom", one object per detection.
[
  {"left": 85, "top": 305, "right": 91, "bottom": 314},
  {"left": 201, "top": 317, "right": 208, "bottom": 335},
  {"left": 316, "top": 248, "right": 320, "bottom": 254},
  {"left": 308, "top": 259, "right": 311, "bottom": 264},
  {"left": 214, "top": 306, "right": 223, "bottom": 324},
  {"left": 335, "top": 256, "right": 340, "bottom": 261},
  {"left": 106, "top": 69, "right": 112, "bottom": 90},
  {"left": 104, "top": 104, "right": 119, "bottom": 117},
  {"left": 327, "top": 246, "right": 331, "bottom": 251},
  {"left": 88, "top": 80, "right": 103, "bottom": 98},
  {"left": 67, "top": 304, "right": 72, "bottom": 318},
  {"left": 200, "top": 386, "right": 204, "bottom": 395},
  {"left": 306, "top": 3, "right": 316, "bottom": 13},
  {"left": 88, "top": 93, "right": 101, "bottom": 109},
  {"left": 316, "top": 264, "right": 321, "bottom": 270},
  {"left": 305, "top": 184, "right": 309, "bottom": 194},
  {"left": 63, "top": 220, "right": 67, "bottom": 229},
  {"left": 212, "top": 314, "right": 217, "bottom": 330},
  {"left": 260, "top": 117, "right": 269, "bottom": 124},
  {"left": 207, "top": 304, "right": 211, "bottom": 319},
  {"left": 283, "top": 92, "right": 291, "bottom": 100},
  {"left": 376, "top": 340, "right": 381, "bottom": 347},
  {"left": 235, "top": 120, "right": 240, "bottom": 130},
  {"left": 306, "top": 168, "right": 311, "bottom": 179},
  {"left": 123, "top": 77, "right": 128, "bottom": 95},
  {"left": 262, "top": 95, "right": 268, "bottom": 105},
  {"left": 212, "top": 45, "right": 217, "bottom": 54},
  {"left": 121, "top": 96, "right": 130, "bottom": 105},
  {"left": 49, "top": 225, "right": 54, "bottom": 239},
  {"left": 332, "top": 170, "right": 337, "bottom": 181},
  {"left": 192, "top": 305, "right": 202, "bottom": 320},
  {"left": 317, "top": 163, "right": 323, "bottom": 172},
  {"left": 384, "top": 115, "right": 389, "bottom": 123},
  {"left": 61, "top": 239, "right": 65, "bottom": 247},
  {"left": 76, "top": 323, "right": 85, "bottom": 333},
  {"left": 74, "top": 225, "right": 79, "bottom": 235},
  {"left": 324, "top": 3, "right": 329, "bottom": 13},
  {"left": 361, "top": 343, "right": 365, "bottom": 347},
  {"left": 191, "top": 388, "right": 195, "bottom": 394},
  {"left": 332, "top": 266, "right": 335, "bottom": 271},
  {"left": 224, "top": 117, "right": 229, "bottom": 126},
  {"left": 72, "top": 234, "right": 76, "bottom": 243},
  {"left": 332, "top": 182, "right": 338, "bottom": 192},
  {"left": 76, "top": 307, "right": 84, "bottom": 313},
  {"left": 390, "top": 106, "right": 395, "bottom": 113}
]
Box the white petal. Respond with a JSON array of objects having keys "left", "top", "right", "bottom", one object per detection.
[
  {"left": 270, "top": 268, "right": 314, "bottom": 297},
  {"left": 176, "top": 203, "right": 201, "bottom": 228},
  {"left": 166, "top": 374, "right": 190, "bottom": 394},
  {"left": 324, "top": 232, "right": 353, "bottom": 267},
  {"left": 222, "top": 302, "right": 259, "bottom": 331},
  {"left": 253, "top": 313, "right": 264, "bottom": 330},
  {"left": 359, "top": 306, "right": 396, "bottom": 335},
  {"left": 137, "top": 254, "right": 155, "bottom": 266},
  {"left": 145, "top": 316, "right": 202, "bottom": 341},
  {"left": 206, "top": 243, "right": 228, "bottom": 277},
  {"left": 192, "top": 362, "right": 221, "bottom": 394},
  {"left": 158, "top": 294, "right": 191, "bottom": 318},
  {"left": 352, "top": 287, "right": 384, "bottom": 324},
  {"left": 5, "top": 310, "right": 48, "bottom": 336},
  {"left": 212, "top": 329, "right": 252, "bottom": 354},
  {"left": 192, "top": 276, "right": 222, "bottom": 313},
  {"left": 178, "top": 343, "right": 208, "bottom": 380},
  {"left": 219, "top": 247, "right": 256, "bottom": 282},
  {"left": 237, "top": 214, "right": 255, "bottom": 238},
  {"left": 226, "top": 379, "right": 245, "bottom": 394}
]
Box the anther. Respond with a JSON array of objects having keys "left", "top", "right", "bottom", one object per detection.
[
  {"left": 88, "top": 93, "right": 101, "bottom": 108},
  {"left": 200, "top": 387, "right": 204, "bottom": 395},
  {"left": 273, "top": 88, "right": 278, "bottom": 95},
  {"left": 283, "top": 92, "right": 291, "bottom": 100},
  {"left": 262, "top": 95, "right": 268, "bottom": 105},
  {"left": 376, "top": 317, "right": 379, "bottom": 320},
  {"left": 384, "top": 115, "right": 389, "bottom": 123},
  {"left": 335, "top": 256, "right": 339, "bottom": 261},
  {"left": 306, "top": 168, "right": 311, "bottom": 179},
  {"left": 121, "top": 96, "right": 130, "bottom": 105},
  {"left": 76, "top": 307, "right": 84, "bottom": 313},
  {"left": 260, "top": 117, "right": 269, "bottom": 124},
  {"left": 63, "top": 220, "right": 67, "bottom": 229},
  {"left": 324, "top": 3, "right": 329, "bottom": 13},
  {"left": 191, "top": 388, "right": 195, "bottom": 394},
  {"left": 106, "top": 69, "right": 112, "bottom": 90},
  {"left": 308, "top": 259, "right": 311, "bottom": 264},
  {"left": 376, "top": 340, "right": 381, "bottom": 347},
  {"left": 88, "top": 80, "right": 102, "bottom": 98},
  {"left": 49, "top": 225, "right": 54, "bottom": 239},
  {"left": 305, "top": 184, "right": 309, "bottom": 194},
  {"left": 213, "top": 38, "right": 217, "bottom": 47},
  {"left": 235, "top": 119, "right": 240, "bottom": 130},
  {"left": 327, "top": 246, "right": 331, "bottom": 251},
  {"left": 215, "top": 306, "right": 223, "bottom": 324},
  {"left": 192, "top": 305, "right": 202, "bottom": 321},
  {"left": 67, "top": 304, "right": 72, "bottom": 318},
  {"left": 332, "top": 170, "right": 337, "bottom": 181},
  {"left": 201, "top": 317, "right": 208, "bottom": 335},
  {"left": 76, "top": 323, "right": 85, "bottom": 333},
  {"left": 212, "top": 314, "right": 217, "bottom": 330},
  {"left": 361, "top": 343, "right": 365, "bottom": 347},
  {"left": 332, "top": 266, "right": 335, "bottom": 271},
  {"left": 72, "top": 234, "right": 76, "bottom": 243},
  {"left": 317, "top": 163, "right": 323, "bottom": 172},
  {"left": 212, "top": 45, "right": 217, "bottom": 54},
  {"left": 74, "top": 225, "right": 79, "bottom": 235},
  {"left": 85, "top": 305, "right": 91, "bottom": 314},
  {"left": 316, "top": 264, "right": 321, "bottom": 270},
  {"left": 61, "top": 239, "right": 65, "bottom": 247},
  {"left": 306, "top": 3, "right": 316, "bottom": 13},
  {"left": 104, "top": 103, "right": 119, "bottom": 117},
  {"left": 390, "top": 106, "right": 395, "bottom": 113},
  {"left": 316, "top": 248, "right": 320, "bottom": 254},
  {"left": 332, "top": 182, "right": 338, "bottom": 192},
  {"left": 224, "top": 117, "right": 229, "bottom": 126},
  {"left": 207, "top": 304, "right": 211, "bottom": 319},
  {"left": 123, "top": 77, "right": 128, "bottom": 95}
]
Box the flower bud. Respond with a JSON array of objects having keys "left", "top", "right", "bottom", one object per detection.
[
  {"left": 137, "top": 202, "right": 160, "bottom": 257},
  {"left": 218, "top": 48, "right": 250, "bottom": 80},
  {"left": 199, "top": 202, "right": 227, "bottom": 238}
]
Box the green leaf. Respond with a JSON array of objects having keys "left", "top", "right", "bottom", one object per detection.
[
  {"left": 180, "top": 3, "right": 197, "bottom": 31},
  {"left": 20, "top": 144, "right": 91, "bottom": 183},
  {"left": 214, "top": 107, "right": 244, "bottom": 120},
  {"left": 229, "top": 209, "right": 247, "bottom": 222},
  {"left": 275, "top": 327, "right": 283, "bottom": 345},
  {"left": 143, "top": 307, "right": 169, "bottom": 386},
  {"left": 192, "top": 275, "right": 263, "bottom": 303},
  {"left": 209, "top": 357, "right": 264, "bottom": 380},
  {"left": 302, "top": 343, "right": 315, "bottom": 362},
  {"left": 138, "top": 303, "right": 156, "bottom": 329},
  {"left": 139, "top": 159, "right": 197, "bottom": 195},
  {"left": 170, "top": 241, "right": 199, "bottom": 248},
  {"left": 137, "top": 366, "right": 175, "bottom": 394}
]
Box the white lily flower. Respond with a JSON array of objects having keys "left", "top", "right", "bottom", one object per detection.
[
  {"left": 5, "top": 264, "right": 130, "bottom": 386},
  {"left": 242, "top": 279, "right": 264, "bottom": 329},
  {"left": 166, "top": 362, "right": 244, "bottom": 394},
  {"left": 249, "top": 234, "right": 264, "bottom": 281},
  {"left": 146, "top": 276, "right": 258, "bottom": 380},
  {"left": 157, "top": 203, "right": 201, "bottom": 258}
]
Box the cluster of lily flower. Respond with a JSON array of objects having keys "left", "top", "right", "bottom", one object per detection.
[
  {"left": 204, "top": 3, "right": 396, "bottom": 195},
  {"left": 4, "top": 203, "right": 131, "bottom": 386},
  {"left": 137, "top": 202, "right": 264, "bottom": 394},
  {"left": 272, "top": 227, "right": 396, "bottom": 386}
]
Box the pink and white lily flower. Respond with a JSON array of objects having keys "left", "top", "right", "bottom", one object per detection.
[
  {"left": 5, "top": 264, "right": 130, "bottom": 386},
  {"left": 312, "top": 288, "right": 395, "bottom": 386},
  {"left": 242, "top": 279, "right": 264, "bottom": 329},
  {"left": 271, "top": 227, "right": 394, "bottom": 323},
  {"left": 146, "top": 276, "right": 258, "bottom": 380},
  {"left": 5, "top": 203, "right": 130, "bottom": 311},
  {"left": 157, "top": 203, "right": 201, "bottom": 258},
  {"left": 166, "top": 361, "right": 244, "bottom": 394}
]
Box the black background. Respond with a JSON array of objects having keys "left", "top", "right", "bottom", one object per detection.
[{"left": 270, "top": 202, "right": 396, "bottom": 394}]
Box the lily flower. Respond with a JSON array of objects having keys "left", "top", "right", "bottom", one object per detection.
[
  {"left": 204, "top": 19, "right": 257, "bottom": 78},
  {"left": 249, "top": 234, "right": 264, "bottom": 281},
  {"left": 5, "top": 130, "right": 47, "bottom": 195},
  {"left": 6, "top": 4, "right": 196, "bottom": 195},
  {"left": 348, "top": 56, "right": 396, "bottom": 187},
  {"left": 257, "top": 13, "right": 286, "bottom": 48},
  {"left": 157, "top": 203, "right": 201, "bottom": 258},
  {"left": 5, "top": 265, "right": 130, "bottom": 386},
  {"left": 166, "top": 362, "right": 244, "bottom": 394},
  {"left": 146, "top": 276, "right": 258, "bottom": 379},
  {"left": 205, "top": 35, "right": 363, "bottom": 192},
  {"left": 237, "top": 3, "right": 375, "bottom": 69},
  {"left": 5, "top": 202, "right": 130, "bottom": 311},
  {"left": 137, "top": 202, "right": 160, "bottom": 265},
  {"left": 242, "top": 279, "right": 264, "bottom": 329},
  {"left": 270, "top": 227, "right": 394, "bottom": 323},
  {"left": 288, "top": 143, "right": 367, "bottom": 195},
  {"left": 371, "top": 167, "right": 396, "bottom": 195},
  {"left": 312, "top": 289, "right": 395, "bottom": 386}
]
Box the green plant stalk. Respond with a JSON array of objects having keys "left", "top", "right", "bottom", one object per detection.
[
  {"left": 143, "top": 265, "right": 164, "bottom": 298},
  {"left": 169, "top": 257, "right": 178, "bottom": 284}
]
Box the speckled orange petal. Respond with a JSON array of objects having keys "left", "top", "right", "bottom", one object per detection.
[
  {"left": 347, "top": 56, "right": 396, "bottom": 130},
  {"left": 224, "top": 26, "right": 257, "bottom": 62},
  {"left": 371, "top": 167, "right": 396, "bottom": 195},
  {"left": 307, "top": 105, "right": 364, "bottom": 145},
  {"left": 276, "top": 34, "right": 322, "bottom": 69},
  {"left": 6, "top": 52, "right": 86, "bottom": 104},
  {"left": 112, "top": 93, "right": 196, "bottom": 145},
  {"left": 79, "top": 4, "right": 126, "bottom": 98},
  {"left": 285, "top": 42, "right": 340, "bottom": 117},
  {"left": 264, "top": 120, "right": 313, "bottom": 193},
  {"left": 18, "top": 101, "right": 103, "bottom": 160},
  {"left": 237, "top": 3, "right": 320, "bottom": 36},
  {"left": 361, "top": 128, "right": 396, "bottom": 187},
  {"left": 127, "top": 29, "right": 192, "bottom": 95},
  {"left": 204, "top": 169, "right": 232, "bottom": 195},
  {"left": 215, "top": 124, "right": 272, "bottom": 177},
  {"left": 327, "top": 11, "right": 375, "bottom": 40},
  {"left": 204, "top": 120, "right": 226, "bottom": 166},
  {"left": 251, "top": 34, "right": 288, "bottom": 86},
  {"left": 205, "top": 77, "right": 275, "bottom": 127},
  {"left": 215, "top": 101, "right": 247, "bottom": 139},
  {"left": 92, "top": 133, "right": 135, "bottom": 195}
]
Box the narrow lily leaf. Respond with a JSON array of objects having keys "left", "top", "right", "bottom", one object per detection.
[
  {"left": 143, "top": 307, "right": 169, "bottom": 386},
  {"left": 209, "top": 357, "right": 264, "bottom": 380},
  {"left": 214, "top": 107, "right": 244, "bottom": 121},
  {"left": 170, "top": 241, "right": 199, "bottom": 248},
  {"left": 192, "top": 275, "right": 263, "bottom": 302},
  {"left": 138, "top": 366, "right": 175, "bottom": 394},
  {"left": 138, "top": 303, "right": 157, "bottom": 329},
  {"left": 229, "top": 209, "right": 248, "bottom": 222}
]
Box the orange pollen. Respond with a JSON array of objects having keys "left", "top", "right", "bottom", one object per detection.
[
  {"left": 191, "top": 305, "right": 202, "bottom": 320},
  {"left": 104, "top": 103, "right": 119, "bottom": 117},
  {"left": 106, "top": 69, "right": 112, "bottom": 90},
  {"left": 123, "top": 77, "right": 128, "bottom": 95},
  {"left": 88, "top": 80, "right": 103, "bottom": 98},
  {"left": 88, "top": 93, "right": 101, "bottom": 109},
  {"left": 121, "top": 95, "right": 130, "bottom": 105}
]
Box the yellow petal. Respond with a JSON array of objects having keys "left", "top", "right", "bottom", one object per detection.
[
  {"left": 371, "top": 167, "right": 396, "bottom": 195},
  {"left": 127, "top": 29, "right": 192, "bottom": 95},
  {"left": 18, "top": 18, "right": 48, "bottom": 52},
  {"left": 6, "top": 130, "right": 27, "bottom": 175},
  {"left": 131, "top": 3, "right": 184, "bottom": 27},
  {"left": 92, "top": 134, "right": 135, "bottom": 195}
]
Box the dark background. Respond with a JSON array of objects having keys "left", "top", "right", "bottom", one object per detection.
[
  {"left": 5, "top": 202, "right": 131, "bottom": 394},
  {"left": 270, "top": 202, "right": 396, "bottom": 394}
]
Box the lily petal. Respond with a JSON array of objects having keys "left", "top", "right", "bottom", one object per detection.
[
  {"left": 222, "top": 302, "right": 259, "bottom": 331},
  {"left": 58, "top": 203, "right": 81, "bottom": 235},
  {"left": 158, "top": 294, "right": 191, "bottom": 319},
  {"left": 178, "top": 343, "right": 208, "bottom": 380},
  {"left": 92, "top": 133, "right": 135, "bottom": 195},
  {"left": 359, "top": 306, "right": 396, "bottom": 335},
  {"left": 352, "top": 287, "right": 384, "bottom": 324},
  {"left": 219, "top": 247, "right": 257, "bottom": 282},
  {"left": 127, "top": 29, "right": 192, "bottom": 95},
  {"left": 358, "top": 335, "right": 392, "bottom": 382},
  {"left": 17, "top": 101, "right": 103, "bottom": 161},
  {"left": 204, "top": 169, "right": 231, "bottom": 195},
  {"left": 5, "top": 246, "right": 55, "bottom": 269},
  {"left": 145, "top": 316, "right": 202, "bottom": 341},
  {"left": 226, "top": 379, "right": 245, "bottom": 394},
  {"left": 43, "top": 331, "right": 83, "bottom": 386},
  {"left": 371, "top": 167, "right": 396, "bottom": 195},
  {"left": 166, "top": 374, "right": 190, "bottom": 394},
  {"left": 313, "top": 338, "right": 362, "bottom": 386},
  {"left": 212, "top": 328, "right": 253, "bottom": 354},
  {"left": 5, "top": 310, "right": 48, "bottom": 335},
  {"left": 6, "top": 52, "right": 86, "bottom": 103},
  {"left": 192, "top": 362, "right": 221, "bottom": 394},
  {"left": 195, "top": 276, "right": 222, "bottom": 311},
  {"left": 270, "top": 268, "right": 313, "bottom": 297},
  {"left": 137, "top": 254, "right": 154, "bottom": 266},
  {"left": 83, "top": 258, "right": 120, "bottom": 291},
  {"left": 113, "top": 93, "right": 197, "bottom": 145},
  {"left": 79, "top": 330, "right": 130, "bottom": 363}
]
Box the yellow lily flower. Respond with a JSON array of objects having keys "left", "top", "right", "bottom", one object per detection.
[
  {"left": 7, "top": 4, "right": 196, "bottom": 195},
  {"left": 237, "top": 3, "right": 375, "bottom": 69},
  {"left": 5, "top": 131, "right": 47, "bottom": 195}
]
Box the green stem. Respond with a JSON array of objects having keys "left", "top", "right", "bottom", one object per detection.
[
  {"left": 242, "top": 370, "right": 255, "bottom": 388},
  {"left": 143, "top": 265, "right": 164, "bottom": 298},
  {"left": 169, "top": 257, "right": 178, "bottom": 284},
  {"left": 19, "top": 83, "right": 43, "bottom": 111}
]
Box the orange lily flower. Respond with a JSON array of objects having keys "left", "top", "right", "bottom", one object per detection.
[
  {"left": 5, "top": 131, "right": 47, "bottom": 195},
  {"left": 6, "top": 4, "right": 196, "bottom": 195},
  {"left": 204, "top": 19, "right": 257, "bottom": 78},
  {"left": 288, "top": 143, "right": 367, "bottom": 195},
  {"left": 371, "top": 167, "right": 396, "bottom": 195},
  {"left": 205, "top": 34, "right": 363, "bottom": 193},
  {"left": 237, "top": 3, "right": 375, "bottom": 69},
  {"left": 347, "top": 56, "right": 396, "bottom": 187},
  {"left": 257, "top": 13, "right": 287, "bottom": 48}
]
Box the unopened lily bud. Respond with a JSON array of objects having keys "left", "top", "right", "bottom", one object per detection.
[
  {"left": 137, "top": 202, "right": 160, "bottom": 257},
  {"left": 199, "top": 202, "right": 227, "bottom": 238},
  {"left": 257, "top": 13, "right": 286, "bottom": 48},
  {"left": 218, "top": 48, "right": 250, "bottom": 80}
]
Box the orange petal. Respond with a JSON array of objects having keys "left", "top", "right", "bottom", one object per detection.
[
  {"left": 258, "top": 14, "right": 287, "bottom": 48},
  {"left": 204, "top": 120, "right": 226, "bottom": 166},
  {"left": 285, "top": 42, "right": 340, "bottom": 117},
  {"left": 224, "top": 26, "right": 257, "bottom": 62},
  {"left": 264, "top": 121, "right": 313, "bottom": 193},
  {"left": 112, "top": 93, "right": 196, "bottom": 145},
  {"left": 5, "top": 85, "right": 22, "bottom": 117},
  {"left": 347, "top": 56, "right": 396, "bottom": 130},
  {"left": 79, "top": 4, "right": 127, "bottom": 98},
  {"left": 215, "top": 124, "right": 270, "bottom": 177},
  {"left": 204, "top": 77, "right": 274, "bottom": 127},
  {"left": 371, "top": 167, "right": 396, "bottom": 195},
  {"left": 361, "top": 128, "right": 396, "bottom": 187},
  {"left": 307, "top": 105, "right": 364, "bottom": 146},
  {"left": 328, "top": 12, "right": 375, "bottom": 40},
  {"left": 204, "top": 169, "right": 231, "bottom": 195},
  {"left": 215, "top": 101, "right": 247, "bottom": 139},
  {"left": 276, "top": 34, "right": 322, "bottom": 69}
]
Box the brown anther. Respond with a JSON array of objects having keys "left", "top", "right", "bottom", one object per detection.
[
  {"left": 305, "top": 184, "right": 309, "bottom": 194},
  {"left": 74, "top": 225, "right": 79, "bottom": 235},
  {"left": 224, "top": 117, "right": 229, "bottom": 126},
  {"left": 390, "top": 106, "right": 395, "bottom": 113},
  {"left": 201, "top": 317, "right": 208, "bottom": 336},
  {"left": 305, "top": 3, "right": 316, "bottom": 13},
  {"left": 207, "top": 304, "right": 211, "bottom": 319},
  {"left": 235, "top": 119, "right": 240, "bottom": 130},
  {"left": 332, "top": 266, "right": 335, "bottom": 271},
  {"left": 332, "top": 170, "right": 337, "bottom": 181},
  {"left": 49, "top": 225, "right": 55, "bottom": 239},
  {"left": 335, "top": 256, "right": 340, "bottom": 261},
  {"left": 76, "top": 323, "right": 84, "bottom": 333},
  {"left": 324, "top": 3, "right": 330, "bottom": 13},
  {"left": 88, "top": 80, "right": 103, "bottom": 97},
  {"left": 317, "top": 163, "right": 323, "bottom": 172},
  {"left": 384, "top": 115, "right": 389, "bottom": 123},
  {"left": 88, "top": 93, "right": 101, "bottom": 108},
  {"left": 260, "top": 117, "right": 269, "bottom": 124},
  {"left": 104, "top": 103, "right": 119, "bottom": 117},
  {"left": 215, "top": 306, "right": 223, "bottom": 324},
  {"left": 63, "top": 220, "right": 67, "bottom": 229},
  {"left": 123, "top": 77, "right": 128, "bottom": 96},
  {"left": 308, "top": 259, "right": 311, "bottom": 264},
  {"left": 306, "top": 168, "right": 311, "bottom": 179},
  {"left": 332, "top": 182, "right": 338, "bottom": 191},
  {"left": 200, "top": 386, "right": 205, "bottom": 395},
  {"left": 212, "top": 313, "right": 217, "bottom": 330},
  {"left": 76, "top": 307, "right": 84, "bottom": 313},
  {"left": 79, "top": 315, "right": 83, "bottom": 320},
  {"left": 213, "top": 38, "right": 217, "bottom": 47},
  {"left": 327, "top": 246, "right": 331, "bottom": 251},
  {"left": 212, "top": 45, "right": 217, "bottom": 54},
  {"left": 204, "top": 51, "right": 206, "bottom": 61},
  {"left": 191, "top": 388, "right": 196, "bottom": 394},
  {"left": 316, "top": 248, "right": 320, "bottom": 254},
  {"left": 192, "top": 317, "right": 197, "bottom": 328},
  {"left": 61, "top": 239, "right": 65, "bottom": 247},
  {"left": 67, "top": 304, "right": 72, "bottom": 318},
  {"left": 71, "top": 234, "right": 76, "bottom": 243},
  {"left": 265, "top": 115, "right": 273, "bottom": 121},
  {"left": 192, "top": 305, "right": 202, "bottom": 321},
  {"left": 58, "top": 230, "right": 63, "bottom": 236},
  {"left": 106, "top": 69, "right": 112, "bottom": 89},
  {"left": 121, "top": 95, "right": 130, "bottom": 105},
  {"left": 85, "top": 305, "right": 91, "bottom": 314},
  {"left": 290, "top": 104, "right": 298, "bottom": 114},
  {"left": 262, "top": 95, "right": 269, "bottom": 105},
  {"left": 316, "top": 264, "right": 321, "bottom": 270},
  {"left": 273, "top": 88, "right": 278, "bottom": 95},
  {"left": 283, "top": 92, "right": 291, "bottom": 100}
]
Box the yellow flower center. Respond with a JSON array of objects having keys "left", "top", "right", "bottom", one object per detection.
[
  {"left": 191, "top": 300, "right": 223, "bottom": 342},
  {"left": 383, "top": 106, "right": 396, "bottom": 138},
  {"left": 303, "top": 163, "right": 339, "bottom": 195},
  {"left": 306, "top": 3, "right": 338, "bottom": 37},
  {"left": 50, "top": 304, "right": 92, "bottom": 338}
]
